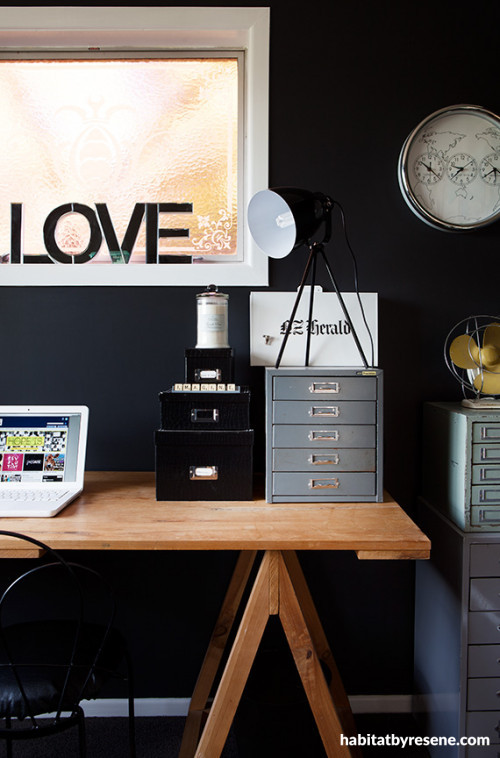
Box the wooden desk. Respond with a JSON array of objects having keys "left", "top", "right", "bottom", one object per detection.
[{"left": 0, "top": 472, "right": 430, "bottom": 758}]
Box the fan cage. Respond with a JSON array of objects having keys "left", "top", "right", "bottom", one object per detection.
[{"left": 444, "top": 315, "right": 500, "bottom": 399}]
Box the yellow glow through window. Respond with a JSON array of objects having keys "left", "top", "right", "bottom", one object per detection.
[{"left": 0, "top": 56, "right": 240, "bottom": 265}]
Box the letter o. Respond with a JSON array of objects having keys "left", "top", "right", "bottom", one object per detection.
[{"left": 43, "top": 203, "right": 102, "bottom": 264}]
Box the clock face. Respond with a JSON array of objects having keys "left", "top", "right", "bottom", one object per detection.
[
  {"left": 414, "top": 153, "right": 445, "bottom": 185},
  {"left": 398, "top": 105, "right": 500, "bottom": 230},
  {"left": 446, "top": 153, "right": 478, "bottom": 186},
  {"left": 480, "top": 153, "right": 500, "bottom": 185}
]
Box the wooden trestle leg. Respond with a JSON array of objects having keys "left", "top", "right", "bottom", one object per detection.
[
  {"left": 179, "top": 550, "right": 258, "bottom": 758},
  {"left": 179, "top": 550, "right": 362, "bottom": 758},
  {"left": 281, "top": 550, "right": 361, "bottom": 755}
]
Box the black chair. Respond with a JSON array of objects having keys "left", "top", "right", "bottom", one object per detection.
[{"left": 0, "top": 530, "right": 135, "bottom": 757}]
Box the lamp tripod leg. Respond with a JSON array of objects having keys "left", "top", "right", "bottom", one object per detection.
[
  {"left": 318, "top": 247, "right": 369, "bottom": 368},
  {"left": 304, "top": 250, "right": 318, "bottom": 367},
  {"left": 275, "top": 244, "right": 318, "bottom": 369}
]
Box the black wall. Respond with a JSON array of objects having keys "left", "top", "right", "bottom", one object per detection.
[{"left": 1, "top": 0, "right": 500, "bottom": 699}]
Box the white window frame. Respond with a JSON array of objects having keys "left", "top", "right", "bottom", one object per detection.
[{"left": 0, "top": 6, "right": 269, "bottom": 286}]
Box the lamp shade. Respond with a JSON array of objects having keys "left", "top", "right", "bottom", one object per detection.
[{"left": 247, "top": 187, "right": 330, "bottom": 259}]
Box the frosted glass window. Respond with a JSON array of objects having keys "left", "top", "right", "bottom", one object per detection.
[
  {"left": 0, "top": 6, "right": 269, "bottom": 285},
  {"left": 0, "top": 57, "right": 240, "bottom": 266}
]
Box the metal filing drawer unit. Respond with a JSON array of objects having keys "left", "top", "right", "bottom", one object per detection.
[
  {"left": 415, "top": 501, "right": 500, "bottom": 757},
  {"left": 265, "top": 367, "right": 383, "bottom": 503},
  {"left": 422, "top": 402, "right": 500, "bottom": 531},
  {"left": 416, "top": 402, "right": 500, "bottom": 757}
]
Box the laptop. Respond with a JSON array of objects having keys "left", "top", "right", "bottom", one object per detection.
[{"left": 0, "top": 405, "right": 89, "bottom": 517}]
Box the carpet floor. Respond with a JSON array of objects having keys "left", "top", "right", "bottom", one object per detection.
[{"left": 0, "top": 713, "right": 432, "bottom": 757}]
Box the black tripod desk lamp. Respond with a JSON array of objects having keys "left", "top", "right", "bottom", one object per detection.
[{"left": 247, "top": 187, "right": 369, "bottom": 369}]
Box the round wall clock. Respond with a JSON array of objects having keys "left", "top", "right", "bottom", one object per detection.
[{"left": 398, "top": 104, "right": 500, "bottom": 231}]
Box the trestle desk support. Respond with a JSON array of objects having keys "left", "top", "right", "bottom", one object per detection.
[
  {"left": 180, "top": 549, "right": 362, "bottom": 758},
  {"left": 0, "top": 473, "right": 430, "bottom": 758}
]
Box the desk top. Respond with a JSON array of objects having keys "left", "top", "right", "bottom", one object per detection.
[{"left": 0, "top": 472, "right": 430, "bottom": 559}]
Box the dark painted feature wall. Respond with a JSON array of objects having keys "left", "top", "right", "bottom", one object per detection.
[{"left": 1, "top": 0, "right": 500, "bottom": 698}]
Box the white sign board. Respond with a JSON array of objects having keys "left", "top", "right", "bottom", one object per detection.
[{"left": 250, "top": 287, "right": 378, "bottom": 367}]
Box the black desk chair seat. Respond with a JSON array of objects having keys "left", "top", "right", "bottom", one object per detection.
[{"left": 0, "top": 531, "right": 135, "bottom": 758}]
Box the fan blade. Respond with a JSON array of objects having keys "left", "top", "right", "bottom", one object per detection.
[
  {"left": 474, "top": 371, "right": 500, "bottom": 395},
  {"left": 449, "top": 334, "right": 480, "bottom": 369},
  {"left": 483, "top": 323, "right": 500, "bottom": 347},
  {"left": 481, "top": 324, "right": 500, "bottom": 369}
]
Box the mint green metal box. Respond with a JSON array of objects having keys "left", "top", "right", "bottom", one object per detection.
[{"left": 422, "top": 402, "right": 500, "bottom": 530}]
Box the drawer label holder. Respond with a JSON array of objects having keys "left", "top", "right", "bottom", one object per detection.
[
  {"left": 308, "top": 430, "right": 339, "bottom": 442},
  {"left": 308, "top": 477, "right": 340, "bottom": 489},
  {"left": 190, "top": 465, "right": 218, "bottom": 480},
  {"left": 308, "top": 453, "right": 340, "bottom": 466},
  {"left": 191, "top": 408, "right": 220, "bottom": 423},
  {"left": 309, "top": 406, "right": 339, "bottom": 417},
  {"left": 308, "top": 382, "right": 340, "bottom": 394}
]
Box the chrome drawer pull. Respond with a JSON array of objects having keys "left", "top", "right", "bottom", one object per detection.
[
  {"left": 309, "top": 454, "right": 340, "bottom": 466},
  {"left": 194, "top": 368, "right": 222, "bottom": 381},
  {"left": 309, "top": 406, "right": 339, "bottom": 417},
  {"left": 191, "top": 408, "right": 219, "bottom": 422},
  {"left": 190, "top": 466, "right": 218, "bottom": 480},
  {"left": 309, "top": 478, "right": 339, "bottom": 489},
  {"left": 309, "top": 382, "right": 340, "bottom": 394},
  {"left": 308, "top": 430, "right": 339, "bottom": 442}
]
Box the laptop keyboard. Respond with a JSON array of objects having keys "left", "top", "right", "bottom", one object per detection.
[{"left": 0, "top": 489, "right": 69, "bottom": 503}]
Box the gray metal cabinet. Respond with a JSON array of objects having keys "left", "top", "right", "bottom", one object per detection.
[
  {"left": 265, "top": 367, "right": 383, "bottom": 503},
  {"left": 416, "top": 500, "right": 500, "bottom": 757},
  {"left": 416, "top": 402, "right": 500, "bottom": 757}
]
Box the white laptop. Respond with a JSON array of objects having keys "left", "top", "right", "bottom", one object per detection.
[{"left": 0, "top": 405, "right": 89, "bottom": 517}]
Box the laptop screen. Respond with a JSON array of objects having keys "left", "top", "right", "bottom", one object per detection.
[{"left": 0, "top": 412, "right": 81, "bottom": 484}]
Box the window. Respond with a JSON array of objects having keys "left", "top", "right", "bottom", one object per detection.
[{"left": 0, "top": 7, "right": 269, "bottom": 286}]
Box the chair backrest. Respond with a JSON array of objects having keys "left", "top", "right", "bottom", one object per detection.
[{"left": 0, "top": 530, "right": 116, "bottom": 725}]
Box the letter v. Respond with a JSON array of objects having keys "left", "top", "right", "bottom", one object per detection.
[{"left": 95, "top": 203, "right": 145, "bottom": 263}]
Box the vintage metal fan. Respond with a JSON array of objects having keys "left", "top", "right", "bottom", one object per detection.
[{"left": 445, "top": 315, "right": 500, "bottom": 407}]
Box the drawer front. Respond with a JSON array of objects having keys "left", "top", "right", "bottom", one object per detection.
[
  {"left": 468, "top": 612, "right": 500, "bottom": 644},
  {"left": 273, "top": 400, "right": 376, "bottom": 425},
  {"left": 466, "top": 711, "right": 500, "bottom": 744},
  {"left": 273, "top": 376, "right": 376, "bottom": 401},
  {"left": 473, "top": 444, "right": 500, "bottom": 464},
  {"left": 473, "top": 465, "right": 500, "bottom": 485},
  {"left": 470, "top": 545, "right": 500, "bottom": 576},
  {"left": 273, "top": 448, "right": 375, "bottom": 473},
  {"left": 473, "top": 423, "right": 500, "bottom": 443},
  {"left": 470, "top": 579, "right": 500, "bottom": 610},
  {"left": 272, "top": 472, "right": 375, "bottom": 497},
  {"left": 471, "top": 508, "right": 500, "bottom": 527},
  {"left": 468, "top": 645, "right": 500, "bottom": 677},
  {"left": 467, "top": 677, "right": 500, "bottom": 710},
  {"left": 472, "top": 486, "right": 500, "bottom": 506},
  {"left": 272, "top": 424, "right": 376, "bottom": 448}
]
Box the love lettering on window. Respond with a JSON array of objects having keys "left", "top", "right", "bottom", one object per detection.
[{"left": 0, "top": 57, "right": 243, "bottom": 281}]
